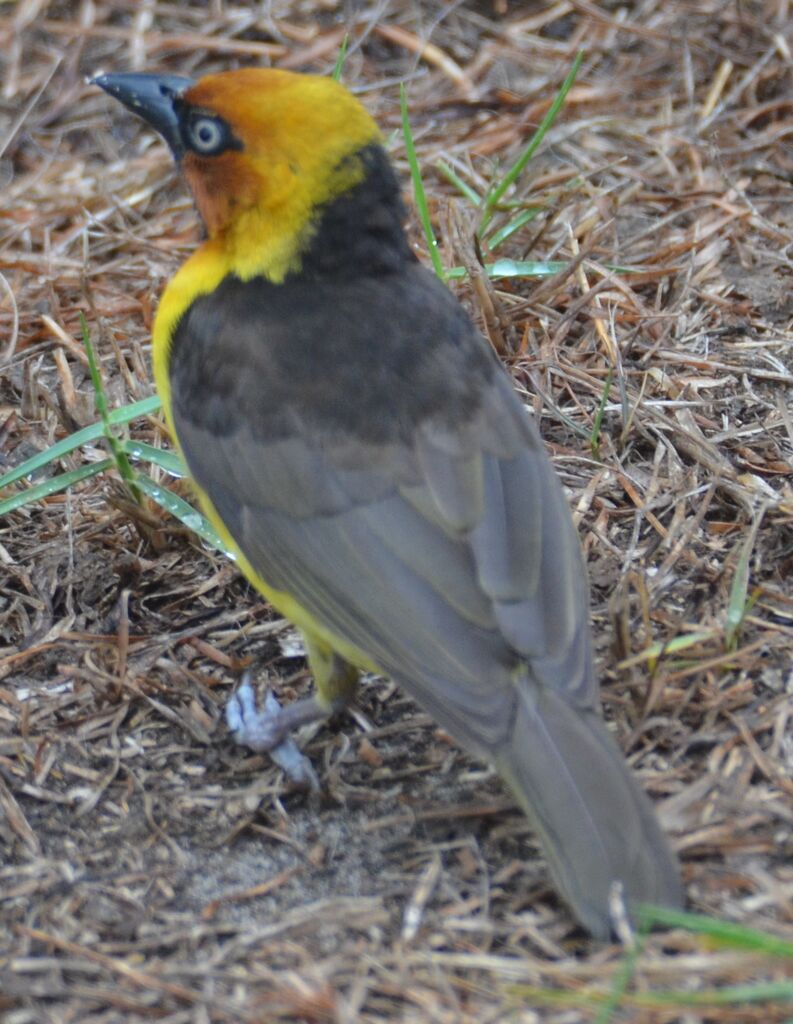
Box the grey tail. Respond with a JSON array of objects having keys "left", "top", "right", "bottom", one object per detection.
[{"left": 494, "top": 686, "right": 683, "bottom": 938}]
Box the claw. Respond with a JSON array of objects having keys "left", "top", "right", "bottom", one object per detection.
[
  {"left": 269, "top": 735, "right": 320, "bottom": 790},
  {"left": 226, "top": 678, "right": 287, "bottom": 749},
  {"left": 226, "top": 676, "right": 319, "bottom": 790}
]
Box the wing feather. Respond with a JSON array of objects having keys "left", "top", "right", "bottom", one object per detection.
[
  {"left": 176, "top": 382, "right": 595, "bottom": 741},
  {"left": 170, "top": 262, "right": 597, "bottom": 753}
]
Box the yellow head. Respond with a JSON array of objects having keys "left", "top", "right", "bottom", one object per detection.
[{"left": 94, "top": 68, "right": 383, "bottom": 279}]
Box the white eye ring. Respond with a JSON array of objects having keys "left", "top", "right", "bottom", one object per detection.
[{"left": 189, "top": 116, "right": 224, "bottom": 154}]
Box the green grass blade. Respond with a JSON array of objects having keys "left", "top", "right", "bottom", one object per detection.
[
  {"left": 434, "top": 159, "right": 482, "bottom": 206},
  {"left": 485, "top": 206, "right": 543, "bottom": 250},
  {"left": 478, "top": 51, "right": 583, "bottom": 237},
  {"left": 133, "top": 472, "right": 233, "bottom": 558},
  {"left": 80, "top": 313, "right": 140, "bottom": 500},
  {"left": 725, "top": 509, "right": 765, "bottom": 648},
  {"left": 444, "top": 258, "right": 568, "bottom": 280},
  {"left": 331, "top": 33, "right": 349, "bottom": 81},
  {"left": 637, "top": 904, "right": 793, "bottom": 957},
  {"left": 648, "top": 980, "right": 793, "bottom": 1007},
  {"left": 590, "top": 370, "right": 612, "bottom": 460},
  {"left": 106, "top": 394, "right": 162, "bottom": 423},
  {"left": 0, "top": 395, "right": 161, "bottom": 492},
  {"left": 510, "top": 979, "right": 793, "bottom": 1011},
  {"left": 400, "top": 83, "right": 445, "bottom": 280},
  {"left": 121, "top": 439, "right": 185, "bottom": 477},
  {"left": 0, "top": 459, "right": 114, "bottom": 515},
  {"left": 594, "top": 937, "right": 642, "bottom": 1024},
  {"left": 618, "top": 630, "right": 718, "bottom": 668}
]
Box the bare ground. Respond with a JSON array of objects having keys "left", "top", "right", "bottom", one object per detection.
[{"left": 1, "top": 1, "right": 792, "bottom": 1021}]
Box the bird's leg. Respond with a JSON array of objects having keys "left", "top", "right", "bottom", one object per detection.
[
  {"left": 225, "top": 633, "right": 359, "bottom": 788},
  {"left": 225, "top": 677, "right": 324, "bottom": 789},
  {"left": 303, "top": 632, "right": 360, "bottom": 708}
]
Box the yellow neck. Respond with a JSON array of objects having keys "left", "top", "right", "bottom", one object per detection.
[
  {"left": 216, "top": 144, "right": 370, "bottom": 283},
  {"left": 224, "top": 206, "right": 308, "bottom": 282},
  {"left": 152, "top": 241, "right": 228, "bottom": 435}
]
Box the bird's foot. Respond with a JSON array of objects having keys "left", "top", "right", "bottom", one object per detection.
[{"left": 225, "top": 674, "right": 326, "bottom": 790}]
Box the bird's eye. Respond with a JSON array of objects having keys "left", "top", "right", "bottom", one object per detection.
[{"left": 187, "top": 115, "right": 226, "bottom": 155}]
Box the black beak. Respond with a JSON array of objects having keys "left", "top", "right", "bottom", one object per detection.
[{"left": 91, "top": 72, "right": 194, "bottom": 158}]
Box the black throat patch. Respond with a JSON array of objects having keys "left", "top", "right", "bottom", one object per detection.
[{"left": 292, "top": 143, "right": 414, "bottom": 279}]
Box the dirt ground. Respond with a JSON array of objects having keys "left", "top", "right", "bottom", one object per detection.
[{"left": 1, "top": 1, "right": 792, "bottom": 1022}]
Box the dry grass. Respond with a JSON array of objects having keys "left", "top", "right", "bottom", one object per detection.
[{"left": 1, "top": 1, "right": 792, "bottom": 1021}]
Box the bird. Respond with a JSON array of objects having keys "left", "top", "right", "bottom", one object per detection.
[{"left": 92, "top": 67, "right": 683, "bottom": 937}]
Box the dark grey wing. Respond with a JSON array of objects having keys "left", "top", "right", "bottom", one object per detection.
[
  {"left": 168, "top": 265, "right": 685, "bottom": 937},
  {"left": 168, "top": 265, "right": 595, "bottom": 754}
]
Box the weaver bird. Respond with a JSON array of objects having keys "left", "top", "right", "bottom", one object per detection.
[{"left": 93, "top": 68, "right": 682, "bottom": 937}]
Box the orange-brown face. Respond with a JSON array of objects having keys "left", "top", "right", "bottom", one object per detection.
[
  {"left": 179, "top": 149, "right": 260, "bottom": 237},
  {"left": 174, "top": 68, "right": 382, "bottom": 239}
]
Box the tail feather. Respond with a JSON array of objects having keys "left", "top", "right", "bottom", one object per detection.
[{"left": 494, "top": 686, "right": 683, "bottom": 938}]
